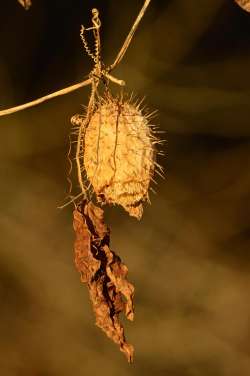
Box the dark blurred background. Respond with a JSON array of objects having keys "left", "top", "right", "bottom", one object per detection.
[{"left": 0, "top": 0, "right": 250, "bottom": 375}]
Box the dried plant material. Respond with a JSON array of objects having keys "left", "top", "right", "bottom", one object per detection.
[
  {"left": 1, "top": 1, "right": 157, "bottom": 363},
  {"left": 74, "top": 94, "right": 161, "bottom": 220},
  {"left": 18, "top": 0, "right": 32, "bottom": 10},
  {"left": 73, "top": 201, "right": 134, "bottom": 362},
  {"left": 235, "top": 0, "right": 250, "bottom": 11}
]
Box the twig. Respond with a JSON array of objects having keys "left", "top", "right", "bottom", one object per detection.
[
  {"left": 0, "top": 78, "right": 92, "bottom": 117},
  {"left": 109, "top": 0, "right": 151, "bottom": 71},
  {"left": 106, "top": 73, "right": 125, "bottom": 86}
]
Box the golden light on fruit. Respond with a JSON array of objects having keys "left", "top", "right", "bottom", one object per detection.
[{"left": 83, "top": 94, "right": 158, "bottom": 219}]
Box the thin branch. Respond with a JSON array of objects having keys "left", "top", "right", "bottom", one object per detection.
[
  {"left": 0, "top": 78, "right": 92, "bottom": 117},
  {"left": 109, "top": 0, "right": 151, "bottom": 71}
]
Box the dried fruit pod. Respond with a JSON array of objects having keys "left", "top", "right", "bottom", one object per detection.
[{"left": 82, "top": 94, "right": 158, "bottom": 219}]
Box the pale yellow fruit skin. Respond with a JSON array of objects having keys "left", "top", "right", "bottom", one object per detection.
[{"left": 83, "top": 99, "right": 155, "bottom": 219}]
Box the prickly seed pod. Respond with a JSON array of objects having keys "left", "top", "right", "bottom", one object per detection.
[{"left": 78, "top": 93, "right": 160, "bottom": 219}]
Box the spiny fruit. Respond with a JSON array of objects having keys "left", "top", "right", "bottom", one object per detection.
[{"left": 73, "top": 93, "right": 163, "bottom": 219}]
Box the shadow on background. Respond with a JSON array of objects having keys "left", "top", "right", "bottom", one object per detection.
[{"left": 0, "top": 1, "right": 250, "bottom": 375}]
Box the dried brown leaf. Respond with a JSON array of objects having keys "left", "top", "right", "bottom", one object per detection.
[{"left": 73, "top": 201, "right": 135, "bottom": 362}]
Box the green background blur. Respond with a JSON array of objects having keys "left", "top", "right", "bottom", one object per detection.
[{"left": 0, "top": 1, "right": 250, "bottom": 375}]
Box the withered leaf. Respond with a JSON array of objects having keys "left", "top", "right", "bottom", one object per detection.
[
  {"left": 18, "top": 0, "right": 32, "bottom": 10},
  {"left": 73, "top": 201, "right": 135, "bottom": 362}
]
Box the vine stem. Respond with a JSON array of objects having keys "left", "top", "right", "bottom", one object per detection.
[
  {"left": 0, "top": 78, "right": 92, "bottom": 117},
  {"left": 75, "top": 80, "right": 96, "bottom": 198},
  {"left": 109, "top": 0, "right": 151, "bottom": 72},
  {"left": 0, "top": 0, "right": 151, "bottom": 118}
]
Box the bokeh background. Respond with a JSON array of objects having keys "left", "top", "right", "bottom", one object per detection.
[{"left": 0, "top": 1, "right": 250, "bottom": 375}]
